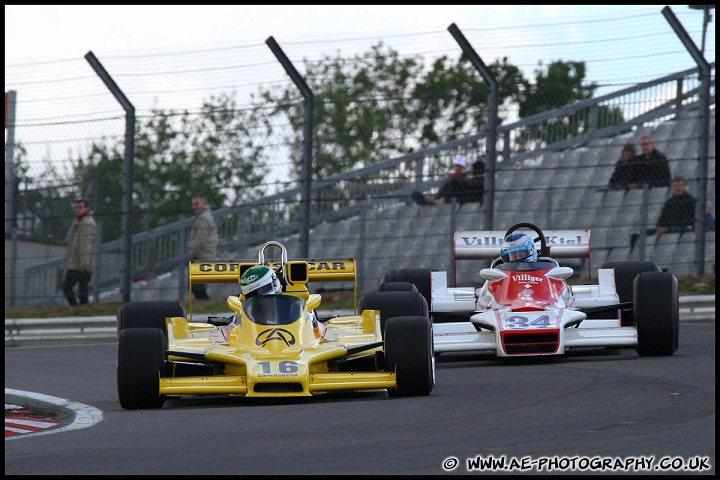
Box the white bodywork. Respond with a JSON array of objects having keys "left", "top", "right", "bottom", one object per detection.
[{"left": 432, "top": 229, "right": 638, "bottom": 357}]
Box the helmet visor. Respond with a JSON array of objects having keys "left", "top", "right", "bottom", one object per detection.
[
  {"left": 502, "top": 248, "right": 531, "bottom": 263},
  {"left": 244, "top": 281, "right": 280, "bottom": 299}
]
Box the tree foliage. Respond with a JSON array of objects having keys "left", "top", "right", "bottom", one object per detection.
[
  {"left": 514, "top": 60, "right": 625, "bottom": 152},
  {"left": 15, "top": 44, "right": 615, "bottom": 240},
  {"left": 11, "top": 143, "right": 81, "bottom": 240},
  {"left": 70, "top": 93, "right": 267, "bottom": 241},
  {"left": 411, "top": 55, "right": 525, "bottom": 148},
  {"left": 260, "top": 42, "right": 427, "bottom": 181},
  {"left": 259, "top": 45, "right": 597, "bottom": 184}
]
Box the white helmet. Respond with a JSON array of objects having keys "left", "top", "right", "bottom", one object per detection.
[{"left": 240, "top": 265, "right": 282, "bottom": 299}]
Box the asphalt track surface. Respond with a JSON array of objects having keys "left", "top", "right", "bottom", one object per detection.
[{"left": 4, "top": 323, "right": 715, "bottom": 475}]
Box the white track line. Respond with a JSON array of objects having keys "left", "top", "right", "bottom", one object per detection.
[{"left": 5, "top": 388, "right": 103, "bottom": 440}]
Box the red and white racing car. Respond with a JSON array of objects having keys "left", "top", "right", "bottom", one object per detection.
[{"left": 380, "top": 222, "right": 679, "bottom": 358}]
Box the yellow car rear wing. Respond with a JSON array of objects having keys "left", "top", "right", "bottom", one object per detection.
[
  {"left": 188, "top": 257, "right": 358, "bottom": 312},
  {"left": 189, "top": 258, "right": 357, "bottom": 283}
]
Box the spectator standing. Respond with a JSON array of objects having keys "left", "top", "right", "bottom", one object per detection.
[
  {"left": 608, "top": 143, "right": 639, "bottom": 190},
  {"left": 63, "top": 197, "right": 97, "bottom": 306},
  {"left": 459, "top": 159, "right": 485, "bottom": 205},
  {"left": 647, "top": 176, "right": 696, "bottom": 237},
  {"left": 188, "top": 195, "right": 219, "bottom": 299},
  {"left": 635, "top": 135, "right": 671, "bottom": 188}
]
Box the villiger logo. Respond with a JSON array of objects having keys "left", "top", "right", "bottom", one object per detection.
[
  {"left": 511, "top": 274, "right": 543, "bottom": 283},
  {"left": 459, "top": 235, "right": 502, "bottom": 246},
  {"left": 256, "top": 328, "right": 296, "bottom": 347}
]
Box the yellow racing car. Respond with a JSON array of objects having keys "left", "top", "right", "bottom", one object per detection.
[{"left": 116, "top": 241, "right": 434, "bottom": 409}]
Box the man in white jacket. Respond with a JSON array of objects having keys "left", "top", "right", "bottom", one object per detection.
[
  {"left": 63, "top": 197, "right": 97, "bottom": 305},
  {"left": 188, "top": 196, "right": 219, "bottom": 299}
]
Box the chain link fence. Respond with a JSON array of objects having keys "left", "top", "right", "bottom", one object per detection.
[{"left": 5, "top": 58, "right": 715, "bottom": 306}]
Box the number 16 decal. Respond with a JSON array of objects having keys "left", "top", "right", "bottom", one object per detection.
[{"left": 258, "top": 361, "right": 299, "bottom": 373}]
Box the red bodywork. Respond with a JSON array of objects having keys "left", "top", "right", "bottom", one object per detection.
[
  {"left": 488, "top": 266, "right": 568, "bottom": 354},
  {"left": 489, "top": 266, "right": 568, "bottom": 312}
]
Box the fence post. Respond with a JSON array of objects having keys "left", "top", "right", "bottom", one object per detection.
[
  {"left": 9, "top": 227, "right": 18, "bottom": 307},
  {"left": 638, "top": 184, "right": 651, "bottom": 262},
  {"left": 178, "top": 228, "right": 187, "bottom": 300},
  {"left": 450, "top": 198, "right": 458, "bottom": 286},
  {"left": 358, "top": 207, "right": 367, "bottom": 292},
  {"left": 662, "top": 6, "right": 711, "bottom": 275},
  {"left": 266, "top": 36, "right": 314, "bottom": 258},
  {"left": 93, "top": 222, "right": 102, "bottom": 304}
]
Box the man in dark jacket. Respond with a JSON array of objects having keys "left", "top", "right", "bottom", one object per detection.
[
  {"left": 608, "top": 143, "right": 639, "bottom": 190},
  {"left": 648, "top": 176, "right": 696, "bottom": 237},
  {"left": 636, "top": 135, "right": 671, "bottom": 188},
  {"left": 458, "top": 159, "right": 485, "bottom": 205},
  {"left": 411, "top": 156, "right": 470, "bottom": 206},
  {"left": 431, "top": 156, "right": 469, "bottom": 204}
]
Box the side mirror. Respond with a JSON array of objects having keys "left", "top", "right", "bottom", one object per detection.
[
  {"left": 545, "top": 266, "right": 574, "bottom": 281},
  {"left": 479, "top": 268, "right": 509, "bottom": 282},
  {"left": 227, "top": 295, "right": 243, "bottom": 314}
]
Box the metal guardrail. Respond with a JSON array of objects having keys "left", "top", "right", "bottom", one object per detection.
[
  {"left": 4, "top": 297, "right": 714, "bottom": 348},
  {"left": 5, "top": 317, "right": 119, "bottom": 347},
  {"left": 676, "top": 295, "right": 716, "bottom": 323}
]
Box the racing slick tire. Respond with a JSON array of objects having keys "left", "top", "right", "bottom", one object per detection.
[
  {"left": 117, "top": 328, "right": 167, "bottom": 409},
  {"left": 634, "top": 271, "right": 679, "bottom": 356},
  {"left": 379, "top": 269, "right": 457, "bottom": 325},
  {"left": 117, "top": 301, "right": 187, "bottom": 338},
  {"left": 601, "top": 261, "right": 661, "bottom": 326},
  {"left": 384, "top": 316, "right": 434, "bottom": 397},
  {"left": 357, "top": 290, "right": 429, "bottom": 335},
  {"left": 381, "top": 268, "right": 433, "bottom": 307}
]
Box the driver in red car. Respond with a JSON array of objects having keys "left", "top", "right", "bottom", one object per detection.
[
  {"left": 500, "top": 233, "right": 537, "bottom": 263},
  {"left": 490, "top": 231, "right": 575, "bottom": 309}
]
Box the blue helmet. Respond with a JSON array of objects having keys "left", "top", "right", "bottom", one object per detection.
[{"left": 501, "top": 233, "right": 537, "bottom": 263}]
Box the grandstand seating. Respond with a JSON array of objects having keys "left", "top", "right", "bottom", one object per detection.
[
  {"left": 41, "top": 105, "right": 717, "bottom": 304},
  {"left": 347, "top": 109, "right": 713, "bottom": 289}
]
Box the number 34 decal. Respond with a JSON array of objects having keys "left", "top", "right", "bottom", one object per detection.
[{"left": 503, "top": 314, "right": 554, "bottom": 329}]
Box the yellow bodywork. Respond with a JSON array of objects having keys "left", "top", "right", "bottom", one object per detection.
[{"left": 161, "top": 253, "right": 395, "bottom": 398}]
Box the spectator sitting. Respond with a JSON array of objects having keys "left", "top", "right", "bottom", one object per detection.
[
  {"left": 645, "top": 176, "right": 696, "bottom": 237},
  {"left": 706, "top": 201, "right": 715, "bottom": 231},
  {"left": 608, "top": 143, "right": 639, "bottom": 191},
  {"left": 410, "top": 190, "right": 430, "bottom": 206},
  {"left": 635, "top": 135, "right": 671, "bottom": 188},
  {"left": 431, "top": 156, "right": 468, "bottom": 205},
  {"left": 457, "top": 159, "right": 485, "bottom": 205},
  {"left": 411, "top": 156, "right": 468, "bottom": 206}
]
